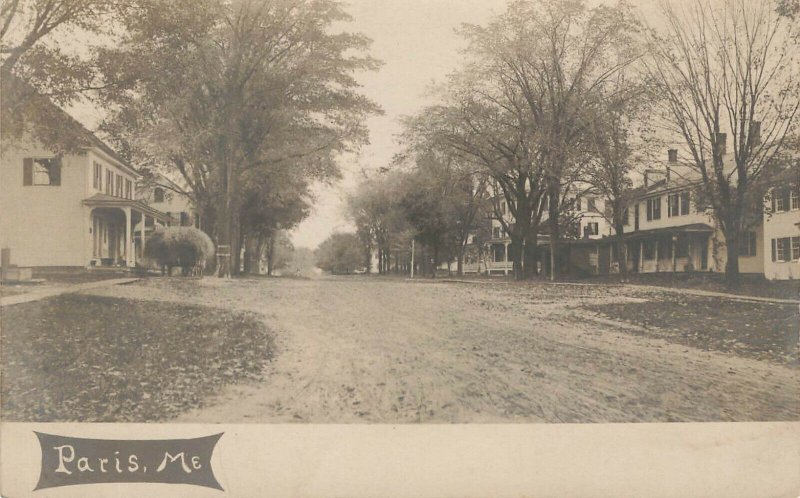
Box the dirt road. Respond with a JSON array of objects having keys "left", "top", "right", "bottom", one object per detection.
[{"left": 87, "top": 276, "right": 799, "bottom": 423}]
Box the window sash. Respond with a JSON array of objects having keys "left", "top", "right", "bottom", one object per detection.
[
  {"left": 668, "top": 194, "right": 679, "bottom": 217},
  {"left": 738, "top": 232, "right": 757, "bottom": 257}
]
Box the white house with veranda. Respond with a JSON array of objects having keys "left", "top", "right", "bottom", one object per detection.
[{"left": 0, "top": 114, "right": 172, "bottom": 269}]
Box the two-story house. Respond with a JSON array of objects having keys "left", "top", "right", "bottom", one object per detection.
[
  {"left": 763, "top": 169, "right": 800, "bottom": 280},
  {"left": 570, "top": 148, "right": 765, "bottom": 277},
  {"left": 467, "top": 187, "right": 611, "bottom": 276},
  {"left": 0, "top": 90, "right": 171, "bottom": 268}
]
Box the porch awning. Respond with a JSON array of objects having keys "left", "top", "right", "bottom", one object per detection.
[
  {"left": 622, "top": 223, "right": 714, "bottom": 241},
  {"left": 83, "top": 193, "right": 172, "bottom": 223}
]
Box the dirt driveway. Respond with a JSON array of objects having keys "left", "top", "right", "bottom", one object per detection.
[{"left": 86, "top": 276, "right": 799, "bottom": 423}]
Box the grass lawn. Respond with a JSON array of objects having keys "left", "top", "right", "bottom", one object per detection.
[
  {"left": 579, "top": 273, "right": 800, "bottom": 300},
  {"left": 583, "top": 296, "right": 799, "bottom": 366},
  {"left": 1, "top": 294, "right": 274, "bottom": 422}
]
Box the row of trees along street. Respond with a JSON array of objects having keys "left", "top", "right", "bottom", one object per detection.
[
  {"left": 1, "top": 0, "right": 381, "bottom": 277},
  {"left": 343, "top": 0, "right": 799, "bottom": 287}
]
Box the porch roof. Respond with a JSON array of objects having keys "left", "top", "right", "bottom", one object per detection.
[
  {"left": 83, "top": 193, "right": 172, "bottom": 222},
  {"left": 622, "top": 223, "right": 714, "bottom": 241}
]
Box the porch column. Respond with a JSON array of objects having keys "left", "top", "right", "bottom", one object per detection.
[
  {"left": 671, "top": 235, "right": 677, "bottom": 272},
  {"left": 654, "top": 238, "right": 659, "bottom": 272},
  {"left": 639, "top": 241, "right": 644, "bottom": 272},
  {"left": 140, "top": 212, "right": 147, "bottom": 255},
  {"left": 124, "top": 207, "right": 134, "bottom": 268},
  {"left": 596, "top": 244, "right": 600, "bottom": 275}
]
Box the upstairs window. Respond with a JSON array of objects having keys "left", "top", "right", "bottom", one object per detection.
[
  {"left": 115, "top": 174, "right": 123, "bottom": 197},
  {"left": 667, "top": 191, "right": 691, "bottom": 217},
  {"left": 154, "top": 187, "right": 165, "bottom": 203},
  {"left": 668, "top": 193, "right": 679, "bottom": 217},
  {"left": 492, "top": 226, "right": 501, "bottom": 239},
  {"left": 125, "top": 179, "right": 132, "bottom": 199},
  {"left": 771, "top": 187, "right": 798, "bottom": 212},
  {"left": 738, "top": 231, "right": 757, "bottom": 257},
  {"left": 646, "top": 197, "right": 661, "bottom": 221},
  {"left": 105, "top": 170, "right": 114, "bottom": 195},
  {"left": 93, "top": 162, "right": 102, "bottom": 189},
  {"left": 622, "top": 207, "right": 629, "bottom": 226},
  {"left": 23, "top": 158, "right": 61, "bottom": 186},
  {"left": 586, "top": 197, "right": 596, "bottom": 211}
]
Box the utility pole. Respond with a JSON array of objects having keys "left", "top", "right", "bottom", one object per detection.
[{"left": 410, "top": 239, "right": 415, "bottom": 279}]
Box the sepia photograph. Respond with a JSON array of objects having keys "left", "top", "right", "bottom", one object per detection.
[{"left": 0, "top": 0, "right": 799, "bottom": 494}]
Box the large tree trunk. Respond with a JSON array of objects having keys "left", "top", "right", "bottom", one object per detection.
[
  {"left": 432, "top": 245, "right": 439, "bottom": 278},
  {"left": 723, "top": 224, "right": 741, "bottom": 288},
  {"left": 615, "top": 222, "right": 627, "bottom": 276},
  {"left": 547, "top": 181, "right": 560, "bottom": 281},
  {"left": 524, "top": 231, "right": 539, "bottom": 278},
  {"left": 457, "top": 243, "right": 465, "bottom": 276},
  {"left": 266, "top": 236, "right": 276, "bottom": 276},
  {"left": 511, "top": 234, "right": 524, "bottom": 280}
]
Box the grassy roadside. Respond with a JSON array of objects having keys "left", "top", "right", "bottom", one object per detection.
[
  {"left": 583, "top": 296, "right": 799, "bottom": 366},
  {"left": 1, "top": 294, "right": 274, "bottom": 422}
]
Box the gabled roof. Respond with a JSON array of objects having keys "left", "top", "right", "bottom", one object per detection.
[{"left": 1, "top": 74, "right": 138, "bottom": 177}]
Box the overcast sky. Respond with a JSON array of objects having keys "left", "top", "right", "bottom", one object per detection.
[{"left": 289, "top": 0, "right": 510, "bottom": 249}]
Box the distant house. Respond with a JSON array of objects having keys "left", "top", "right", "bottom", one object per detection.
[
  {"left": 460, "top": 143, "right": 800, "bottom": 279},
  {"left": 764, "top": 169, "right": 800, "bottom": 280},
  {"left": 571, "top": 149, "right": 780, "bottom": 274},
  {"left": 0, "top": 86, "right": 172, "bottom": 268},
  {"left": 137, "top": 173, "right": 199, "bottom": 229}
]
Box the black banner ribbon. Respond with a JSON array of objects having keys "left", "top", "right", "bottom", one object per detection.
[{"left": 34, "top": 432, "right": 223, "bottom": 490}]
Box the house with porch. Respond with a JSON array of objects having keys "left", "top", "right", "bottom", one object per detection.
[
  {"left": 0, "top": 93, "right": 172, "bottom": 268},
  {"left": 568, "top": 147, "right": 799, "bottom": 279},
  {"left": 763, "top": 169, "right": 800, "bottom": 280},
  {"left": 463, "top": 188, "right": 611, "bottom": 276}
]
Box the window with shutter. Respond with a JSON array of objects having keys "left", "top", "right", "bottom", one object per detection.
[
  {"left": 738, "top": 231, "right": 757, "bottom": 257},
  {"left": 775, "top": 237, "right": 790, "bottom": 262},
  {"left": 93, "top": 162, "right": 102, "bottom": 189},
  {"left": 667, "top": 194, "right": 677, "bottom": 217},
  {"left": 25, "top": 158, "right": 61, "bottom": 186}
]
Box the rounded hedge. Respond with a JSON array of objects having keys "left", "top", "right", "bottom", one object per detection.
[{"left": 144, "top": 226, "right": 215, "bottom": 275}]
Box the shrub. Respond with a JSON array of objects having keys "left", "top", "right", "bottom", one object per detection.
[{"left": 144, "top": 227, "right": 215, "bottom": 276}]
